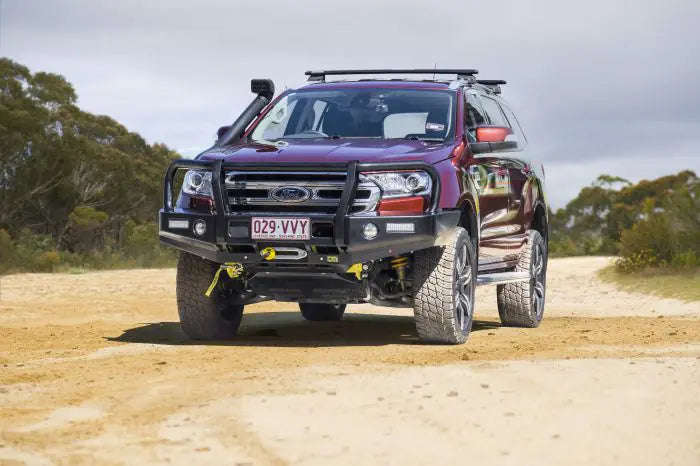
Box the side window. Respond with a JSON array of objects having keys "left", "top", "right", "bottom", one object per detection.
[
  {"left": 500, "top": 104, "right": 527, "bottom": 145},
  {"left": 464, "top": 93, "right": 487, "bottom": 142},
  {"left": 480, "top": 96, "right": 508, "bottom": 127}
]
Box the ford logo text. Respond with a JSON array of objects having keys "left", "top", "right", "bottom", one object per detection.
[{"left": 271, "top": 186, "right": 311, "bottom": 203}]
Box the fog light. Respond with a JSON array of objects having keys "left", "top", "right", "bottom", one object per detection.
[
  {"left": 193, "top": 219, "right": 207, "bottom": 236},
  {"left": 386, "top": 222, "right": 415, "bottom": 234},
  {"left": 362, "top": 222, "right": 379, "bottom": 240}
]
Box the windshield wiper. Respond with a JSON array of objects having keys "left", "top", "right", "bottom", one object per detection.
[{"left": 400, "top": 136, "right": 445, "bottom": 143}]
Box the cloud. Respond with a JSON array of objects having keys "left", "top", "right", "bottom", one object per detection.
[{"left": 2, "top": 0, "right": 699, "bottom": 207}]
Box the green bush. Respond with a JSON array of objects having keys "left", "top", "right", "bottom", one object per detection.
[
  {"left": 64, "top": 207, "right": 110, "bottom": 253},
  {"left": 614, "top": 188, "right": 700, "bottom": 272},
  {"left": 0, "top": 229, "right": 16, "bottom": 273},
  {"left": 0, "top": 222, "right": 176, "bottom": 274}
]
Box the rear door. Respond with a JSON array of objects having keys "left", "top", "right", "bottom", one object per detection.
[{"left": 479, "top": 95, "right": 531, "bottom": 221}]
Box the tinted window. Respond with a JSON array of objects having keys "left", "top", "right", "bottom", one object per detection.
[{"left": 480, "top": 96, "right": 508, "bottom": 127}]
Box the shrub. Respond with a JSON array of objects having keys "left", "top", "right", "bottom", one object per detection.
[
  {"left": 0, "top": 229, "right": 17, "bottom": 273},
  {"left": 615, "top": 189, "right": 700, "bottom": 272},
  {"left": 64, "top": 207, "right": 110, "bottom": 253}
]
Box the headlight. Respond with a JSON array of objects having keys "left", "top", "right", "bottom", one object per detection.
[
  {"left": 364, "top": 171, "right": 431, "bottom": 198},
  {"left": 182, "top": 170, "right": 213, "bottom": 197}
]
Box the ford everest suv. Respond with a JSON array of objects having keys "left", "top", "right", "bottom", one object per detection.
[{"left": 159, "top": 69, "right": 548, "bottom": 344}]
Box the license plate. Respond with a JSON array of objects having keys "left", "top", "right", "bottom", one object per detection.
[{"left": 251, "top": 217, "right": 311, "bottom": 240}]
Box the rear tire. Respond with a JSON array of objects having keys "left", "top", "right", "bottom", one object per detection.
[
  {"left": 299, "top": 303, "right": 346, "bottom": 321},
  {"left": 497, "top": 230, "right": 547, "bottom": 328},
  {"left": 176, "top": 252, "right": 244, "bottom": 340},
  {"left": 412, "top": 226, "right": 476, "bottom": 344}
]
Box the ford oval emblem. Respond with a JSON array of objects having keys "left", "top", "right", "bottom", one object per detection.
[{"left": 271, "top": 186, "right": 311, "bottom": 203}]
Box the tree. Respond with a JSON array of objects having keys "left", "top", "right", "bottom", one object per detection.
[{"left": 0, "top": 58, "right": 178, "bottom": 249}]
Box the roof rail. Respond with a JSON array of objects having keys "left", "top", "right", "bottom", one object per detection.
[
  {"left": 476, "top": 79, "right": 506, "bottom": 94},
  {"left": 305, "top": 69, "right": 479, "bottom": 82}
]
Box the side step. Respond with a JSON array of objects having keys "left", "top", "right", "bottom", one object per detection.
[{"left": 476, "top": 271, "right": 530, "bottom": 286}]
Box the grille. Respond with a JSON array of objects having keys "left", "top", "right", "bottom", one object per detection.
[{"left": 224, "top": 171, "right": 380, "bottom": 215}]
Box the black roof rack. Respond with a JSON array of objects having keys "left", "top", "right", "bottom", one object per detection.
[
  {"left": 305, "top": 69, "right": 479, "bottom": 82},
  {"left": 476, "top": 79, "right": 506, "bottom": 85}
]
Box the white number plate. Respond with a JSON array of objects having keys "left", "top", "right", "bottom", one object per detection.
[{"left": 251, "top": 217, "right": 311, "bottom": 240}]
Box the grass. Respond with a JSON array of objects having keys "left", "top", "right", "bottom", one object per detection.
[{"left": 598, "top": 265, "right": 700, "bottom": 302}]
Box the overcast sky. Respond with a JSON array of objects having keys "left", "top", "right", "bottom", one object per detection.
[{"left": 2, "top": 0, "right": 699, "bottom": 207}]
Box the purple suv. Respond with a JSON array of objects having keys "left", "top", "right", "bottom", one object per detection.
[{"left": 160, "top": 69, "right": 548, "bottom": 344}]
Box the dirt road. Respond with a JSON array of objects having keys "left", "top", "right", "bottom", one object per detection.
[{"left": 1, "top": 257, "right": 698, "bottom": 465}]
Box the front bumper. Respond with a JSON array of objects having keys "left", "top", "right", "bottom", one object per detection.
[{"left": 159, "top": 159, "right": 460, "bottom": 272}]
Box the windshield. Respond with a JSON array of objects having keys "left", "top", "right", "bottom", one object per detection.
[{"left": 250, "top": 88, "right": 455, "bottom": 143}]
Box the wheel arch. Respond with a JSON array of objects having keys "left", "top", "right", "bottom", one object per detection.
[
  {"left": 458, "top": 196, "right": 479, "bottom": 251},
  {"left": 531, "top": 201, "right": 548, "bottom": 246}
]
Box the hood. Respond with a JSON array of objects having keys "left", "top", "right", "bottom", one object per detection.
[{"left": 198, "top": 138, "right": 455, "bottom": 165}]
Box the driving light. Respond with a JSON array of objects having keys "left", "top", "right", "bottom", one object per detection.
[
  {"left": 362, "top": 222, "right": 379, "bottom": 240},
  {"left": 386, "top": 222, "right": 415, "bottom": 234},
  {"left": 168, "top": 219, "right": 189, "bottom": 229},
  {"left": 193, "top": 219, "right": 207, "bottom": 236},
  {"left": 183, "top": 170, "right": 213, "bottom": 197}
]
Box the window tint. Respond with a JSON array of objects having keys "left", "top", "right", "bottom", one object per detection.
[{"left": 480, "top": 96, "right": 508, "bottom": 127}]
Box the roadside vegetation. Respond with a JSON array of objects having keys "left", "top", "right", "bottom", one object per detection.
[
  {"left": 550, "top": 170, "right": 699, "bottom": 300},
  {"left": 0, "top": 58, "right": 178, "bottom": 274},
  {"left": 597, "top": 266, "right": 700, "bottom": 302},
  {"left": 550, "top": 171, "right": 699, "bottom": 270}
]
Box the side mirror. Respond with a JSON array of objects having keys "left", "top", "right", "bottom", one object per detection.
[
  {"left": 475, "top": 126, "right": 512, "bottom": 143},
  {"left": 470, "top": 126, "right": 518, "bottom": 154},
  {"left": 251, "top": 79, "right": 275, "bottom": 100},
  {"left": 216, "top": 125, "right": 230, "bottom": 141}
]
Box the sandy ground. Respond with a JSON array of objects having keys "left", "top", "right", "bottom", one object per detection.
[{"left": 0, "top": 256, "right": 698, "bottom": 465}]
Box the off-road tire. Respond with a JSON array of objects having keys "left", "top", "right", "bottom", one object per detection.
[
  {"left": 412, "top": 226, "right": 476, "bottom": 344},
  {"left": 176, "top": 252, "right": 244, "bottom": 339},
  {"left": 497, "top": 230, "right": 547, "bottom": 328},
  {"left": 299, "top": 303, "right": 346, "bottom": 321}
]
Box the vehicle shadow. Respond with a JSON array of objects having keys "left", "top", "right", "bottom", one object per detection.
[{"left": 108, "top": 311, "right": 501, "bottom": 347}]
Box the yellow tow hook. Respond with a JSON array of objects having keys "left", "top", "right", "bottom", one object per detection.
[
  {"left": 204, "top": 262, "right": 244, "bottom": 297},
  {"left": 260, "top": 247, "right": 276, "bottom": 261},
  {"left": 347, "top": 263, "right": 364, "bottom": 280}
]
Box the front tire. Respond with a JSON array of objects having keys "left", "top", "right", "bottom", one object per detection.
[
  {"left": 176, "top": 252, "right": 244, "bottom": 340},
  {"left": 299, "top": 303, "right": 346, "bottom": 321},
  {"left": 412, "top": 226, "right": 476, "bottom": 344},
  {"left": 497, "top": 230, "right": 547, "bottom": 328}
]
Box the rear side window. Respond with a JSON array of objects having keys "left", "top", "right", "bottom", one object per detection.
[
  {"left": 480, "top": 95, "right": 526, "bottom": 149},
  {"left": 500, "top": 104, "right": 527, "bottom": 145},
  {"left": 480, "top": 96, "right": 508, "bottom": 127}
]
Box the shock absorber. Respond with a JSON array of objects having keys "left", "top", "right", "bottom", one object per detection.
[{"left": 390, "top": 256, "right": 409, "bottom": 289}]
